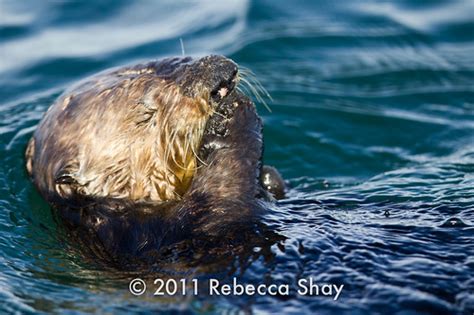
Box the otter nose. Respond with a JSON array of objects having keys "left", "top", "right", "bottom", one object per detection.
[
  {"left": 197, "top": 55, "right": 238, "bottom": 99},
  {"left": 199, "top": 55, "right": 238, "bottom": 78},
  {"left": 176, "top": 55, "right": 239, "bottom": 99}
]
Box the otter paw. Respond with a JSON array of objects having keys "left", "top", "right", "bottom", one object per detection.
[{"left": 260, "top": 165, "right": 285, "bottom": 200}]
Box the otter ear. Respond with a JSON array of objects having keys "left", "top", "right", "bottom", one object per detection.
[
  {"left": 260, "top": 165, "right": 286, "bottom": 200},
  {"left": 25, "top": 137, "right": 35, "bottom": 177}
]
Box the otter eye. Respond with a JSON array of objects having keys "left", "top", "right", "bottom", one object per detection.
[
  {"left": 55, "top": 173, "right": 77, "bottom": 184},
  {"left": 135, "top": 101, "right": 156, "bottom": 126},
  {"left": 55, "top": 164, "right": 79, "bottom": 185},
  {"left": 136, "top": 111, "right": 155, "bottom": 125}
]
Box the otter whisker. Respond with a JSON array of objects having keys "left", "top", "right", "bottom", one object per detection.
[
  {"left": 172, "top": 138, "right": 196, "bottom": 172},
  {"left": 169, "top": 127, "right": 206, "bottom": 173},
  {"left": 236, "top": 83, "right": 251, "bottom": 98},
  {"left": 239, "top": 76, "right": 272, "bottom": 113},
  {"left": 238, "top": 82, "right": 267, "bottom": 111},
  {"left": 168, "top": 128, "right": 180, "bottom": 167},
  {"left": 171, "top": 144, "right": 186, "bottom": 171},
  {"left": 163, "top": 125, "right": 179, "bottom": 177},
  {"left": 238, "top": 73, "right": 272, "bottom": 113},
  {"left": 179, "top": 38, "right": 186, "bottom": 56},
  {"left": 239, "top": 67, "right": 273, "bottom": 101},
  {"left": 240, "top": 75, "right": 265, "bottom": 103},
  {"left": 238, "top": 67, "right": 273, "bottom": 112},
  {"left": 190, "top": 137, "right": 208, "bottom": 167},
  {"left": 248, "top": 74, "right": 273, "bottom": 102},
  {"left": 182, "top": 128, "right": 204, "bottom": 171},
  {"left": 183, "top": 129, "right": 191, "bottom": 164}
]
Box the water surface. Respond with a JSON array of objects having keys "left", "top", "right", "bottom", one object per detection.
[{"left": 0, "top": 0, "right": 473, "bottom": 314}]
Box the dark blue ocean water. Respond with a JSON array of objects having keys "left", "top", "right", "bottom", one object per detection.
[{"left": 0, "top": 0, "right": 473, "bottom": 314}]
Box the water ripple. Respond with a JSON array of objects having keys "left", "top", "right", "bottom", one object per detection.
[{"left": 0, "top": 0, "right": 473, "bottom": 314}]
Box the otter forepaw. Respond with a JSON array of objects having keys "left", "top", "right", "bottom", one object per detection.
[{"left": 260, "top": 165, "right": 285, "bottom": 200}]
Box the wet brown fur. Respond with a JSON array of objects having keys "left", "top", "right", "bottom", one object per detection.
[
  {"left": 26, "top": 64, "right": 212, "bottom": 203},
  {"left": 25, "top": 55, "right": 283, "bottom": 264}
]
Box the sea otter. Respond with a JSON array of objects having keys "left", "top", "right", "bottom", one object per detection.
[{"left": 25, "top": 55, "right": 285, "bottom": 264}]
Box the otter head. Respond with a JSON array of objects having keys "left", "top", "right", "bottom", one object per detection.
[
  {"left": 26, "top": 55, "right": 244, "bottom": 204},
  {"left": 133, "top": 55, "right": 241, "bottom": 199}
]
